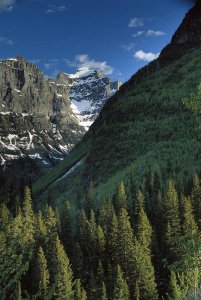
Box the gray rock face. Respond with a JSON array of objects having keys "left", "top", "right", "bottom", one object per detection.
[
  {"left": 67, "top": 68, "right": 121, "bottom": 128},
  {"left": 0, "top": 57, "right": 121, "bottom": 168}
]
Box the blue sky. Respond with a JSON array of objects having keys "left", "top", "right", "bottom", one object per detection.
[{"left": 0, "top": 0, "right": 194, "bottom": 82}]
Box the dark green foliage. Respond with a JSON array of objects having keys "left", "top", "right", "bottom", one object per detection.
[
  {"left": 113, "top": 265, "right": 130, "bottom": 300},
  {"left": 37, "top": 246, "right": 50, "bottom": 299},
  {"left": 2, "top": 174, "right": 201, "bottom": 299},
  {"left": 74, "top": 279, "right": 87, "bottom": 300}
]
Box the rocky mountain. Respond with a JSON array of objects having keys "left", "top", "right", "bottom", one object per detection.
[
  {"left": 53, "top": 68, "right": 121, "bottom": 130},
  {"left": 0, "top": 57, "right": 121, "bottom": 169}
]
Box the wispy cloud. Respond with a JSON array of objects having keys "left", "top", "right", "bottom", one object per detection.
[
  {"left": 121, "top": 42, "right": 135, "bottom": 52},
  {"left": 129, "top": 18, "right": 144, "bottom": 28},
  {"left": 66, "top": 54, "right": 114, "bottom": 75},
  {"left": 44, "top": 62, "right": 58, "bottom": 70},
  {"left": 134, "top": 50, "right": 159, "bottom": 62},
  {"left": 0, "top": 0, "right": 15, "bottom": 11},
  {"left": 132, "top": 31, "right": 145, "bottom": 38},
  {"left": 146, "top": 30, "right": 166, "bottom": 37},
  {"left": 29, "top": 59, "right": 40, "bottom": 64},
  {"left": 133, "top": 29, "right": 166, "bottom": 38},
  {"left": 46, "top": 5, "right": 67, "bottom": 13},
  {"left": 0, "top": 36, "right": 13, "bottom": 45}
]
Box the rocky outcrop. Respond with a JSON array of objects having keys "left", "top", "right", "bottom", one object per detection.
[{"left": 0, "top": 57, "right": 121, "bottom": 168}]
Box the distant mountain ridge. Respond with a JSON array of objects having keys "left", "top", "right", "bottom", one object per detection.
[{"left": 0, "top": 56, "right": 121, "bottom": 169}]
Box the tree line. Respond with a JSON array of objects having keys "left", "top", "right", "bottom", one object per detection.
[{"left": 1, "top": 172, "right": 201, "bottom": 299}]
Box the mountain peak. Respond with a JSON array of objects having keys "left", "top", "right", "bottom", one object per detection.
[{"left": 170, "top": 1, "right": 201, "bottom": 47}]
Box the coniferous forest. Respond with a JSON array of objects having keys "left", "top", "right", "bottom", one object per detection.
[
  {"left": 1, "top": 173, "right": 201, "bottom": 299},
  {"left": 1, "top": 1, "right": 201, "bottom": 299}
]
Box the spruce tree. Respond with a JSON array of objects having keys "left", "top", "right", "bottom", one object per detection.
[
  {"left": 116, "top": 209, "right": 135, "bottom": 275},
  {"left": 107, "top": 212, "right": 118, "bottom": 265},
  {"left": 181, "top": 196, "right": 198, "bottom": 236},
  {"left": 61, "top": 201, "right": 73, "bottom": 259},
  {"left": 74, "top": 279, "right": 87, "bottom": 300},
  {"left": 162, "top": 180, "right": 181, "bottom": 262},
  {"left": 133, "top": 239, "right": 158, "bottom": 300},
  {"left": 0, "top": 203, "right": 10, "bottom": 230},
  {"left": 36, "top": 211, "right": 47, "bottom": 248},
  {"left": 96, "top": 225, "right": 106, "bottom": 262},
  {"left": 52, "top": 236, "right": 74, "bottom": 299},
  {"left": 22, "top": 186, "right": 35, "bottom": 251},
  {"left": 99, "top": 282, "right": 108, "bottom": 300},
  {"left": 191, "top": 175, "right": 201, "bottom": 228},
  {"left": 163, "top": 180, "right": 181, "bottom": 236},
  {"left": 37, "top": 247, "right": 50, "bottom": 299},
  {"left": 168, "top": 272, "right": 182, "bottom": 300},
  {"left": 136, "top": 203, "right": 152, "bottom": 252},
  {"left": 115, "top": 181, "right": 128, "bottom": 213},
  {"left": 113, "top": 265, "right": 130, "bottom": 300}
]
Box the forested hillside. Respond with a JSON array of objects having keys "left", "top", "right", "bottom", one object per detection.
[{"left": 1, "top": 179, "right": 201, "bottom": 299}]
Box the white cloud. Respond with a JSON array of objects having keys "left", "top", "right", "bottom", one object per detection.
[
  {"left": 133, "top": 29, "right": 166, "bottom": 38},
  {"left": 121, "top": 42, "right": 135, "bottom": 52},
  {"left": 0, "top": 0, "right": 15, "bottom": 11},
  {"left": 46, "top": 5, "right": 67, "bottom": 13},
  {"left": 0, "top": 36, "right": 13, "bottom": 45},
  {"left": 146, "top": 30, "right": 166, "bottom": 37},
  {"left": 67, "top": 54, "right": 114, "bottom": 75},
  {"left": 129, "top": 18, "right": 144, "bottom": 28},
  {"left": 132, "top": 31, "right": 145, "bottom": 38},
  {"left": 134, "top": 50, "right": 159, "bottom": 62}
]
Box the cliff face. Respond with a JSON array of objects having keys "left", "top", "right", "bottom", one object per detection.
[{"left": 0, "top": 57, "right": 121, "bottom": 169}]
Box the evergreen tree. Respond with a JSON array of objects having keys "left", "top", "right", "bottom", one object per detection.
[
  {"left": 85, "top": 181, "right": 95, "bottom": 216},
  {"left": 191, "top": 175, "right": 201, "bottom": 229},
  {"left": 135, "top": 191, "right": 145, "bottom": 215},
  {"left": 15, "top": 281, "right": 22, "bottom": 300},
  {"left": 163, "top": 180, "right": 181, "bottom": 236},
  {"left": 181, "top": 196, "right": 198, "bottom": 236},
  {"left": 168, "top": 272, "right": 182, "bottom": 300},
  {"left": 52, "top": 236, "right": 74, "bottom": 299},
  {"left": 107, "top": 213, "right": 118, "bottom": 265},
  {"left": 35, "top": 211, "right": 47, "bottom": 248},
  {"left": 74, "top": 279, "right": 87, "bottom": 300},
  {"left": 133, "top": 239, "right": 158, "bottom": 300},
  {"left": 99, "top": 282, "right": 108, "bottom": 300},
  {"left": 116, "top": 209, "right": 135, "bottom": 275},
  {"left": 73, "top": 242, "right": 84, "bottom": 280},
  {"left": 113, "top": 265, "right": 130, "bottom": 300},
  {"left": 162, "top": 180, "right": 181, "bottom": 262},
  {"left": 134, "top": 281, "right": 140, "bottom": 300},
  {"left": 0, "top": 232, "right": 29, "bottom": 298},
  {"left": 135, "top": 199, "right": 152, "bottom": 252},
  {"left": 96, "top": 225, "right": 106, "bottom": 262},
  {"left": 61, "top": 201, "right": 73, "bottom": 259},
  {"left": 22, "top": 186, "right": 35, "bottom": 251},
  {"left": 115, "top": 181, "right": 128, "bottom": 213},
  {"left": 98, "top": 200, "right": 115, "bottom": 236},
  {"left": 0, "top": 203, "right": 10, "bottom": 230},
  {"left": 96, "top": 261, "right": 105, "bottom": 300},
  {"left": 37, "top": 247, "right": 50, "bottom": 299}
]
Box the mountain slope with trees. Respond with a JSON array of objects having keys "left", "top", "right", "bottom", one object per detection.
[{"left": 33, "top": 1, "right": 201, "bottom": 209}]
